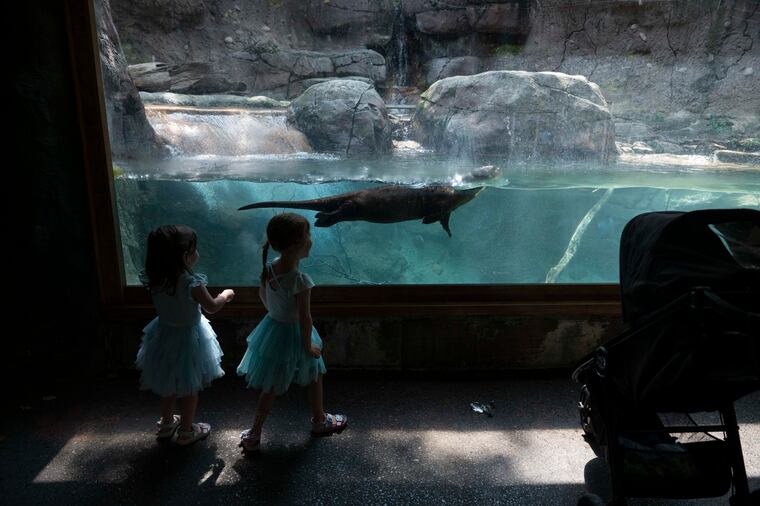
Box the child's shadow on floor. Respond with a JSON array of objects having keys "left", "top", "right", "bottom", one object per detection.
[
  {"left": 123, "top": 442, "right": 226, "bottom": 499},
  {"left": 232, "top": 438, "right": 317, "bottom": 500}
]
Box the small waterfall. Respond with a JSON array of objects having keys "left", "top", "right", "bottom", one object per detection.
[
  {"left": 392, "top": 2, "right": 409, "bottom": 88},
  {"left": 145, "top": 108, "right": 311, "bottom": 156}
]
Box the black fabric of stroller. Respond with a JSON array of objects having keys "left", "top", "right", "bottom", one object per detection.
[
  {"left": 605, "top": 289, "right": 760, "bottom": 412},
  {"left": 609, "top": 208, "right": 760, "bottom": 412},
  {"left": 619, "top": 208, "right": 760, "bottom": 324}
]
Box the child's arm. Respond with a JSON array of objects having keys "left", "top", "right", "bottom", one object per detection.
[
  {"left": 192, "top": 285, "right": 235, "bottom": 314},
  {"left": 296, "top": 288, "right": 321, "bottom": 358},
  {"left": 258, "top": 283, "right": 268, "bottom": 309}
]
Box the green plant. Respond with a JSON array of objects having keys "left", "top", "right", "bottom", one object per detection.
[
  {"left": 247, "top": 39, "right": 280, "bottom": 55},
  {"left": 706, "top": 116, "right": 734, "bottom": 135},
  {"left": 121, "top": 41, "right": 145, "bottom": 64},
  {"left": 738, "top": 138, "right": 760, "bottom": 151},
  {"left": 491, "top": 44, "right": 523, "bottom": 57}
]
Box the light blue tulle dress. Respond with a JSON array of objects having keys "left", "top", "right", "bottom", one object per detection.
[
  {"left": 237, "top": 262, "right": 326, "bottom": 395},
  {"left": 136, "top": 272, "right": 224, "bottom": 397}
]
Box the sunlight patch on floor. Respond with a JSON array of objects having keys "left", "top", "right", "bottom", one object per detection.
[
  {"left": 365, "top": 428, "right": 593, "bottom": 485},
  {"left": 31, "top": 425, "right": 760, "bottom": 486},
  {"left": 32, "top": 432, "right": 145, "bottom": 483}
]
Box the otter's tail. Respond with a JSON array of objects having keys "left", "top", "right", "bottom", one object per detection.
[{"left": 238, "top": 200, "right": 335, "bottom": 212}]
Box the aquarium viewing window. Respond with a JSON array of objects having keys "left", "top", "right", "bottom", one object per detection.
[{"left": 70, "top": 0, "right": 759, "bottom": 316}]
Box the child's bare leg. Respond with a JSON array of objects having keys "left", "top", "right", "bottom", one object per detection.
[
  {"left": 179, "top": 393, "right": 198, "bottom": 431},
  {"left": 307, "top": 374, "right": 326, "bottom": 422},
  {"left": 251, "top": 391, "right": 276, "bottom": 436},
  {"left": 160, "top": 395, "right": 176, "bottom": 423}
]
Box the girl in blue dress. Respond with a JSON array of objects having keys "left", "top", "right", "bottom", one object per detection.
[
  {"left": 136, "top": 224, "right": 235, "bottom": 445},
  {"left": 237, "top": 213, "right": 347, "bottom": 452}
]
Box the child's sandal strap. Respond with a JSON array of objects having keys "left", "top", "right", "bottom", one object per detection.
[
  {"left": 156, "top": 414, "right": 181, "bottom": 439},
  {"left": 176, "top": 422, "right": 211, "bottom": 446},
  {"left": 311, "top": 413, "right": 348, "bottom": 436},
  {"left": 239, "top": 429, "right": 261, "bottom": 452}
]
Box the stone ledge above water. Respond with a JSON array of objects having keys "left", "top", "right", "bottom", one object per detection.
[{"left": 140, "top": 91, "right": 289, "bottom": 109}]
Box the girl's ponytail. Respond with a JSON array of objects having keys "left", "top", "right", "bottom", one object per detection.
[{"left": 260, "top": 240, "right": 270, "bottom": 286}]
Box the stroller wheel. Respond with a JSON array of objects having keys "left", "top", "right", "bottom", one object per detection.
[
  {"left": 577, "top": 493, "right": 605, "bottom": 506},
  {"left": 579, "top": 385, "right": 592, "bottom": 429}
]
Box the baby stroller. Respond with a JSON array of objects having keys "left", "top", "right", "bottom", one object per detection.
[{"left": 573, "top": 208, "right": 760, "bottom": 505}]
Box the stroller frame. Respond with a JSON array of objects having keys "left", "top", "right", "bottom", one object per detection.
[{"left": 574, "top": 287, "right": 757, "bottom": 505}]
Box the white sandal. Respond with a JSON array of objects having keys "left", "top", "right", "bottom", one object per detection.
[
  {"left": 311, "top": 413, "right": 348, "bottom": 437},
  {"left": 239, "top": 429, "right": 261, "bottom": 452},
  {"left": 156, "top": 414, "right": 181, "bottom": 440},
  {"left": 176, "top": 422, "right": 211, "bottom": 446}
]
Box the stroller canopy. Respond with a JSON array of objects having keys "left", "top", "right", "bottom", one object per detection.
[{"left": 619, "top": 209, "right": 760, "bottom": 324}]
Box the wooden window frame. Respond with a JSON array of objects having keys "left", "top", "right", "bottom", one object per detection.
[{"left": 66, "top": 0, "right": 621, "bottom": 320}]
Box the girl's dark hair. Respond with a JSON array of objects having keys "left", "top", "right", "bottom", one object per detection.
[
  {"left": 261, "top": 213, "right": 310, "bottom": 285},
  {"left": 144, "top": 224, "right": 198, "bottom": 294}
]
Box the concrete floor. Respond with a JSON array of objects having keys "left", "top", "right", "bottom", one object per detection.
[{"left": 2, "top": 373, "right": 758, "bottom": 505}]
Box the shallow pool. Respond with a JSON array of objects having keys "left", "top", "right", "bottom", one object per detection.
[{"left": 115, "top": 152, "right": 760, "bottom": 286}]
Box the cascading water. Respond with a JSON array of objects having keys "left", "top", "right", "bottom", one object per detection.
[
  {"left": 146, "top": 107, "right": 310, "bottom": 156},
  {"left": 392, "top": 1, "right": 409, "bottom": 89}
]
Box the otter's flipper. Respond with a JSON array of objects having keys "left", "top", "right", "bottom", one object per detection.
[
  {"left": 422, "top": 213, "right": 452, "bottom": 237},
  {"left": 314, "top": 210, "right": 340, "bottom": 227}
]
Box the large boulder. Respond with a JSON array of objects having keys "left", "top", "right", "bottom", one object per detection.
[
  {"left": 94, "top": 0, "right": 166, "bottom": 159},
  {"left": 414, "top": 71, "right": 616, "bottom": 163},
  {"left": 289, "top": 80, "right": 392, "bottom": 155}
]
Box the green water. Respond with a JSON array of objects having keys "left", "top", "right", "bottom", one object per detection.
[{"left": 115, "top": 154, "right": 760, "bottom": 286}]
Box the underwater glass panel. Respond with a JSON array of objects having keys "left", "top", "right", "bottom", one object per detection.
[
  {"left": 114, "top": 151, "right": 760, "bottom": 285},
  {"left": 95, "top": 1, "right": 760, "bottom": 286}
]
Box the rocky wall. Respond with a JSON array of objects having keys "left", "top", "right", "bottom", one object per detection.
[{"left": 108, "top": 0, "right": 759, "bottom": 141}]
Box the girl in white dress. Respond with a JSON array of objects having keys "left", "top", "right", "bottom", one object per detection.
[
  {"left": 237, "top": 213, "right": 347, "bottom": 452},
  {"left": 137, "top": 224, "right": 234, "bottom": 445}
]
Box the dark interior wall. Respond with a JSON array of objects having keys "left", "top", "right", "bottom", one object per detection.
[{"left": 13, "top": 3, "right": 103, "bottom": 402}]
